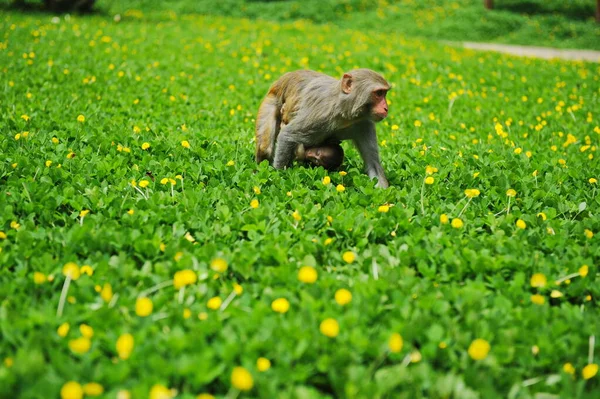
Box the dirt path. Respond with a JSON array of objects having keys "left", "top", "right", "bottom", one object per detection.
[{"left": 460, "top": 42, "right": 600, "bottom": 62}]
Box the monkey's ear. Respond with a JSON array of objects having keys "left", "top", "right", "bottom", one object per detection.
[{"left": 341, "top": 73, "right": 353, "bottom": 94}]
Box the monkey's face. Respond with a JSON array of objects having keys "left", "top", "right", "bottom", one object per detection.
[{"left": 370, "top": 89, "right": 389, "bottom": 122}]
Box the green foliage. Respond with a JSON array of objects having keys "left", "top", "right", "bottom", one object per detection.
[
  {"left": 87, "top": 0, "right": 600, "bottom": 50},
  {"left": 0, "top": 4, "right": 599, "bottom": 399}
]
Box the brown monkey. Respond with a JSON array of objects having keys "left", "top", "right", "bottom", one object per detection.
[
  {"left": 295, "top": 142, "right": 345, "bottom": 171},
  {"left": 255, "top": 69, "right": 390, "bottom": 188}
]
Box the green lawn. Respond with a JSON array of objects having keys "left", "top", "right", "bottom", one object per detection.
[
  {"left": 94, "top": 0, "right": 600, "bottom": 50},
  {"left": 1, "top": 4, "right": 599, "bottom": 399}
]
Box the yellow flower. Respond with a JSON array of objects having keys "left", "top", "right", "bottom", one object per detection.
[
  {"left": 342, "top": 251, "right": 355, "bottom": 263},
  {"left": 531, "top": 294, "right": 545, "bottom": 305},
  {"left": 45, "top": 160, "right": 52, "bottom": 167},
  {"left": 256, "top": 357, "right": 271, "bottom": 372},
  {"left": 207, "top": 297, "right": 222, "bottom": 310},
  {"left": 584, "top": 229, "right": 594, "bottom": 239},
  {"left": 181, "top": 140, "right": 190, "bottom": 148},
  {"left": 10, "top": 221, "right": 20, "bottom": 229},
  {"left": 335, "top": 288, "right": 352, "bottom": 306},
  {"left": 537, "top": 212, "right": 547, "bottom": 221},
  {"left": 149, "top": 384, "right": 172, "bottom": 399},
  {"left": 0, "top": 231, "right": 6, "bottom": 239},
  {"left": 173, "top": 269, "right": 197, "bottom": 289},
  {"left": 57, "top": 322, "right": 70, "bottom": 337},
  {"left": 563, "top": 362, "right": 575, "bottom": 374},
  {"left": 322, "top": 176, "right": 331, "bottom": 185},
  {"left": 292, "top": 210, "right": 302, "bottom": 221},
  {"left": 339, "top": 171, "right": 347, "bottom": 176},
  {"left": 33, "top": 271, "right": 47, "bottom": 284},
  {"left": 424, "top": 176, "right": 434, "bottom": 185},
  {"left": 79, "top": 324, "right": 94, "bottom": 338},
  {"left": 253, "top": 186, "right": 261, "bottom": 194},
  {"left": 233, "top": 283, "right": 243, "bottom": 295},
  {"left": 79, "top": 210, "right": 90, "bottom": 218},
  {"left": 183, "top": 308, "right": 192, "bottom": 319},
  {"left": 589, "top": 178, "right": 598, "bottom": 184},
  {"left": 582, "top": 364, "right": 598, "bottom": 380},
  {"left": 210, "top": 258, "right": 228, "bottom": 273},
  {"left": 160, "top": 178, "right": 169, "bottom": 185},
  {"left": 336, "top": 184, "right": 345, "bottom": 192},
  {"left": 464, "top": 189, "right": 480, "bottom": 198},
  {"left": 468, "top": 338, "right": 490, "bottom": 360},
  {"left": 378, "top": 205, "right": 390, "bottom": 213},
  {"left": 516, "top": 219, "right": 526, "bottom": 229},
  {"left": 139, "top": 180, "right": 150, "bottom": 188},
  {"left": 506, "top": 189, "right": 516, "bottom": 197},
  {"left": 250, "top": 199, "right": 259, "bottom": 209},
  {"left": 127, "top": 209, "right": 135, "bottom": 215},
  {"left": 83, "top": 383, "right": 104, "bottom": 396},
  {"left": 15, "top": 133, "right": 21, "bottom": 140},
  {"left": 231, "top": 366, "right": 254, "bottom": 391},
  {"left": 530, "top": 273, "right": 547, "bottom": 288},
  {"left": 68, "top": 337, "right": 91, "bottom": 354},
  {"left": 550, "top": 290, "right": 563, "bottom": 298},
  {"left": 410, "top": 351, "right": 422, "bottom": 363},
  {"left": 440, "top": 214, "right": 449, "bottom": 224},
  {"left": 388, "top": 333, "right": 403, "bottom": 353},
  {"left": 271, "top": 298, "right": 290, "bottom": 313},
  {"left": 197, "top": 394, "right": 214, "bottom": 399},
  {"left": 77, "top": 115, "right": 85, "bottom": 123},
  {"left": 226, "top": 160, "right": 235, "bottom": 166},
  {"left": 135, "top": 297, "right": 153, "bottom": 317},
  {"left": 425, "top": 165, "right": 438, "bottom": 175},
  {"left": 141, "top": 142, "right": 150, "bottom": 150},
  {"left": 579, "top": 265, "right": 589, "bottom": 277},
  {"left": 298, "top": 266, "right": 318, "bottom": 283},
  {"left": 4, "top": 358, "right": 13, "bottom": 367},
  {"left": 67, "top": 151, "right": 76, "bottom": 159},
  {"left": 80, "top": 265, "right": 93, "bottom": 276},
  {"left": 62, "top": 262, "right": 81, "bottom": 280},
  {"left": 532, "top": 170, "right": 538, "bottom": 177},
  {"left": 61, "top": 381, "right": 83, "bottom": 399},
  {"left": 451, "top": 218, "right": 464, "bottom": 229},
  {"left": 514, "top": 147, "right": 522, "bottom": 154},
  {"left": 100, "top": 283, "right": 113, "bottom": 302},
  {"left": 117, "top": 390, "right": 131, "bottom": 399},
  {"left": 319, "top": 318, "right": 340, "bottom": 338},
  {"left": 116, "top": 333, "right": 134, "bottom": 360},
  {"left": 21, "top": 114, "right": 30, "bottom": 121}
]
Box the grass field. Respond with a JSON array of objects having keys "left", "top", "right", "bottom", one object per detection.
[
  {"left": 1, "top": 3, "right": 600, "bottom": 399},
  {"left": 93, "top": 0, "right": 600, "bottom": 51}
]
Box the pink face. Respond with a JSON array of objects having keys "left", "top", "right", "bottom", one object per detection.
[{"left": 371, "top": 89, "right": 389, "bottom": 121}]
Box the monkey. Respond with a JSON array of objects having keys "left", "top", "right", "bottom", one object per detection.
[
  {"left": 295, "top": 142, "right": 345, "bottom": 171},
  {"left": 255, "top": 69, "right": 390, "bottom": 188}
]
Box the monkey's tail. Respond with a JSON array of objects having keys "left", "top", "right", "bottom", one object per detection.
[{"left": 255, "top": 94, "right": 280, "bottom": 164}]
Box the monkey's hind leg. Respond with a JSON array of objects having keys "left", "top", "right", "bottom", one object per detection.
[{"left": 255, "top": 94, "right": 280, "bottom": 164}]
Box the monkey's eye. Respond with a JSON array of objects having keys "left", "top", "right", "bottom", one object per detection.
[{"left": 374, "top": 89, "right": 386, "bottom": 97}]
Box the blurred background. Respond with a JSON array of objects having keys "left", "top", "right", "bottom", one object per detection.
[{"left": 4, "top": 0, "right": 600, "bottom": 50}]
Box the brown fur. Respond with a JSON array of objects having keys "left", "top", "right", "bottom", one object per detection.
[{"left": 255, "top": 69, "right": 391, "bottom": 187}]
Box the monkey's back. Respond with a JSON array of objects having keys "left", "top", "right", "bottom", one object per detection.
[{"left": 269, "top": 70, "right": 336, "bottom": 104}]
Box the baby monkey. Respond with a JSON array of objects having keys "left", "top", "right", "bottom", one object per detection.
[
  {"left": 295, "top": 142, "right": 345, "bottom": 171},
  {"left": 255, "top": 68, "right": 390, "bottom": 188}
]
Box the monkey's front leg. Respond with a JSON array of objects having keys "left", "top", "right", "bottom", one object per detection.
[
  {"left": 273, "top": 129, "right": 299, "bottom": 169},
  {"left": 352, "top": 124, "right": 389, "bottom": 188}
]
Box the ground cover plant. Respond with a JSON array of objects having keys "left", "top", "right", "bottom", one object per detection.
[
  {"left": 39, "top": 0, "right": 599, "bottom": 51},
  {"left": 1, "top": 5, "right": 600, "bottom": 399}
]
